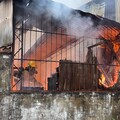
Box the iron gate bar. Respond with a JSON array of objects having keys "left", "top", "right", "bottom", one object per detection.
[
  {"left": 13, "top": 58, "right": 120, "bottom": 67},
  {"left": 15, "top": 27, "right": 76, "bottom": 38},
  {"left": 15, "top": 34, "right": 22, "bottom": 42},
  {"left": 14, "top": 48, "right": 22, "bottom": 57},
  {"left": 88, "top": 42, "right": 104, "bottom": 49}
]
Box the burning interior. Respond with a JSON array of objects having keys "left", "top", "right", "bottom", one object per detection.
[{"left": 12, "top": 0, "right": 120, "bottom": 92}]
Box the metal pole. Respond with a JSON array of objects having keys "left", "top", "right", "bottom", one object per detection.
[{"left": 20, "top": 21, "right": 24, "bottom": 90}]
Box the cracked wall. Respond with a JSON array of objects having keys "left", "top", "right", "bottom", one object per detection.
[{"left": 0, "top": 93, "right": 120, "bottom": 120}]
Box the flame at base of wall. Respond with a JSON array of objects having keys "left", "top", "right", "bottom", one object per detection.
[{"left": 98, "top": 61, "right": 120, "bottom": 88}]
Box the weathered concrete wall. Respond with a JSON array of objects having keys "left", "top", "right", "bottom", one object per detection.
[
  {"left": 0, "top": 54, "right": 11, "bottom": 93},
  {"left": 0, "top": 93, "right": 120, "bottom": 120},
  {"left": 0, "top": 0, "right": 13, "bottom": 47}
]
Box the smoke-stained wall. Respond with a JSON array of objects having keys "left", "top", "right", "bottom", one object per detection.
[
  {"left": 0, "top": 0, "right": 13, "bottom": 47},
  {"left": 0, "top": 1, "right": 13, "bottom": 92},
  {"left": 104, "top": 0, "right": 115, "bottom": 21},
  {"left": 80, "top": 0, "right": 116, "bottom": 21},
  {"left": 80, "top": 0, "right": 105, "bottom": 17},
  {"left": 115, "top": 0, "right": 120, "bottom": 23},
  {"left": 0, "top": 54, "right": 12, "bottom": 93}
]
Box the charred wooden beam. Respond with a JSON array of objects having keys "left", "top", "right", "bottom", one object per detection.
[{"left": 88, "top": 42, "right": 104, "bottom": 49}]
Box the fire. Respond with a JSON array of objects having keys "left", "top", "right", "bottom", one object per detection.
[
  {"left": 113, "top": 43, "right": 119, "bottom": 53},
  {"left": 99, "top": 65, "right": 119, "bottom": 88},
  {"left": 99, "top": 73, "right": 114, "bottom": 88},
  {"left": 101, "top": 27, "right": 119, "bottom": 41},
  {"left": 99, "top": 74, "right": 106, "bottom": 87}
]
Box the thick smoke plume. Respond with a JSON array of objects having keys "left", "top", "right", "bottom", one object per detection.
[{"left": 15, "top": 0, "right": 100, "bottom": 39}]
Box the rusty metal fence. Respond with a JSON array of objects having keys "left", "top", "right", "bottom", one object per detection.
[
  {"left": 12, "top": 22, "right": 120, "bottom": 92},
  {"left": 12, "top": 0, "right": 120, "bottom": 92}
]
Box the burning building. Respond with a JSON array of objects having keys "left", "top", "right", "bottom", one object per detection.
[
  {"left": 11, "top": 0, "right": 120, "bottom": 92},
  {"left": 1, "top": 0, "right": 120, "bottom": 120}
]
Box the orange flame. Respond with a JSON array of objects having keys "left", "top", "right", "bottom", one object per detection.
[
  {"left": 99, "top": 74, "right": 114, "bottom": 88},
  {"left": 99, "top": 74, "right": 106, "bottom": 87},
  {"left": 99, "top": 66, "right": 119, "bottom": 88}
]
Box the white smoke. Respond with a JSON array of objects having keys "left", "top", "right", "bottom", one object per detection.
[
  {"left": 20, "top": 0, "right": 100, "bottom": 39},
  {"left": 62, "top": 14, "right": 94, "bottom": 38}
]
